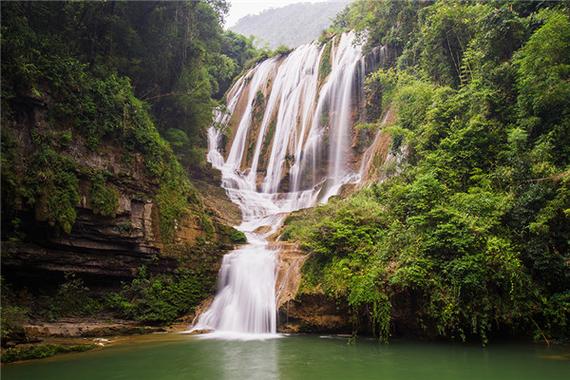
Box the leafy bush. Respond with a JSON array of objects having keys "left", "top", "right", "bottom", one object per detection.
[
  {"left": 106, "top": 267, "right": 212, "bottom": 324},
  {"left": 229, "top": 229, "right": 247, "bottom": 244},
  {"left": 48, "top": 274, "right": 102, "bottom": 318},
  {"left": 90, "top": 172, "right": 119, "bottom": 217},
  {"left": 23, "top": 147, "right": 80, "bottom": 234},
  {"left": 0, "top": 305, "right": 28, "bottom": 344}
]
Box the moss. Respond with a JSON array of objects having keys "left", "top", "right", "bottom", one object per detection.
[
  {"left": 318, "top": 40, "right": 332, "bottom": 86},
  {"left": 59, "top": 130, "right": 73, "bottom": 147},
  {"left": 197, "top": 212, "right": 215, "bottom": 236},
  {"left": 155, "top": 179, "right": 190, "bottom": 243},
  {"left": 116, "top": 221, "right": 135, "bottom": 234},
  {"left": 255, "top": 89, "right": 264, "bottom": 105},
  {"left": 1, "top": 344, "right": 97, "bottom": 363},
  {"left": 229, "top": 229, "right": 247, "bottom": 244},
  {"left": 23, "top": 147, "right": 80, "bottom": 234},
  {"left": 89, "top": 172, "right": 119, "bottom": 217},
  {"left": 245, "top": 140, "right": 256, "bottom": 166},
  {"left": 259, "top": 119, "right": 277, "bottom": 167},
  {"left": 130, "top": 101, "right": 199, "bottom": 243},
  {"left": 217, "top": 224, "right": 247, "bottom": 244},
  {"left": 245, "top": 91, "right": 266, "bottom": 164}
]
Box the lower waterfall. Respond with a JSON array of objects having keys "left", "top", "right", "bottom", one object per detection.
[
  {"left": 190, "top": 127, "right": 322, "bottom": 339},
  {"left": 190, "top": 32, "right": 379, "bottom": 339}
]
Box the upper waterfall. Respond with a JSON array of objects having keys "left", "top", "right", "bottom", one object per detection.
[
  {"left": 192, "top": 32, "right": 382, "bottom": 339},
  {"left": 217, "top": 32, "right": 371, "bottom": 201}
]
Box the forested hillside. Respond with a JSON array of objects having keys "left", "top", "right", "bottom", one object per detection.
[
  {"left": 0, "top": 0, "right": 260, "bottom": 344},
  {"left": 230, "top": 1, "right": 349, "bottom": 49},
  {"left": 283, "top": 0, "right": 570, "bottom": 344}
]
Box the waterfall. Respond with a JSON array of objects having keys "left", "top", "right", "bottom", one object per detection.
[{"left": 191, "top": 32, "right": 376, "bottom": 339}]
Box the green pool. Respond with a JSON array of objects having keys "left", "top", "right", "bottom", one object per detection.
[{"left": 2, "top": 334, "right": 569, "bottom": 380}]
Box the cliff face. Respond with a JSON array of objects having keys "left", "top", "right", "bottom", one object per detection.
[
  {"left": 1, "top": 86, "right": 240, "bottom": 294},
  {"left": 274, "top": 243, "right": 353, "bottom": 334}
]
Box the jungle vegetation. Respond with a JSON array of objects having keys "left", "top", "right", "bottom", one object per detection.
[
  {"left": 1, "top": 0, "right": 263, "bottom": 239},
  {"left": 284, "top": 0, "right": 570, "bottom": 345},
  {"left": 0, "top": 0, "right": 260, "bottom": 335}
]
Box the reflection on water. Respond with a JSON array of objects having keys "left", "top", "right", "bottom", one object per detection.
[{"left": 220, "top": 339, "right": 279, "bottom": 380}]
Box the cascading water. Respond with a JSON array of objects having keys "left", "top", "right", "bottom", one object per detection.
[{"left": 191, "top": 32, "right": 379, "bottom": 339}]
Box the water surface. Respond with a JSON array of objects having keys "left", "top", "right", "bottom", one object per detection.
[{"left": 3, "top": 334, "right": 569, "bottom": 380}]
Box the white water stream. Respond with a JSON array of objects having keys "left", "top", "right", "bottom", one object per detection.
[{"left": 191, "top": 32, "right": 375, "bottom": 339}]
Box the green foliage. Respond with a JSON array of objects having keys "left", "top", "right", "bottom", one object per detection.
[
  {"left": 364, "top": 68, "right": 398, "bottom": 120},
  {"left": 329, "top": 0, "right": 426, "bottom": 54},
  {"left": 106, "top": 266, "right": 212, "bottom": 324},
  {"left": 0, "top": 305, "right": 28, "bottom": 344},
  {"left": 285, "top": 1, "right": 570, "bottom": 344},
  {"left": 1, "top": 2, "right": 232, "bottom": 240},
  {"left": 0, "top": 0, "right": 245, "bottom": 144},
  {"left": 1, "top": 344, "right": 96, "bottom": 363},
  {"left": 216, "top": 224, "right": 247, "bottom": 244},
  {"left": 24, "top": 147, "right": 80, "bottom": 234},
  {"left": 48, "top": 274, "right": 102, "bottom": 319},
  {"left": 273, "top": 45, "right": 293, "bottom": 56},
  {"left": 417, "top": 2, "right": 481, "bottom": 87},
  {"left": 514, "top": 9, "right": 570, "bottom": 121},
  {"left": 318, "top": 41, "right": 333, "bottom": 85},
  {"left": 0, "top": 278, "right": 28, "bottom": 344},
  {"left": 89, "top": 172, "right": 119, "bottom": 218},
  {"left": 1, "top": 274, "right": 103, "bottom": 333},
  {"left": 155, "top": 169, "right": 193, "bottom": 243},
  {"left": 229, "top": 229, "right": 247, "bottom": 244},
  {"left": 1, "top": 130, "right": 25, "bottom": 240}
]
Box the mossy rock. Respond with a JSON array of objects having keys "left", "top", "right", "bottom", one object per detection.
[{"left": 1, "top": 343, "right": 97, "bottom": 363}]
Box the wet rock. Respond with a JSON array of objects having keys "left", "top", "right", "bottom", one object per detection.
[
  {"left": 278, "top": 294, "right": 352, "bottom": 333},
  {"left": 23, "top": 320, "right": 165, "bottom": 339},
  {"left": 186, "top": 329, "right": 213, "bottom": 335},
  {"left": 274, "top": 242, "right": 307, "bottom": 308},
  {"left": 274, "top": 243, "right": 351, "bottom": 334}
]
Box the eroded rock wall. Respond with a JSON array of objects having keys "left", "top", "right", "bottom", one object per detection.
[{"left": 1, "top": 90, "right": 240, "bottom": 292}]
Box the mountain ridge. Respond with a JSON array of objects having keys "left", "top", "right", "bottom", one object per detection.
[{"left": 230, "top": 1, "right": 349, "bottom": 49}]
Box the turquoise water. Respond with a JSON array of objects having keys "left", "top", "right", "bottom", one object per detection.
[{"left": 2, "top": 334, "right": 569, "bottom": 380}]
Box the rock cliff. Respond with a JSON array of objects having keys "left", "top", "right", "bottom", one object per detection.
[{"left": 1, "top": 85, "right": 241, "bottom": 295}]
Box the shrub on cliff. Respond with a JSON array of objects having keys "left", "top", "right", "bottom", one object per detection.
[{"left": 283, "top": 1, "right": 570, "bottom": 344}]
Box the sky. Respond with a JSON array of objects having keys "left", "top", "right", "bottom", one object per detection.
[{"left": 225, "top": 0, "right": 328, "bottom": 28}]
